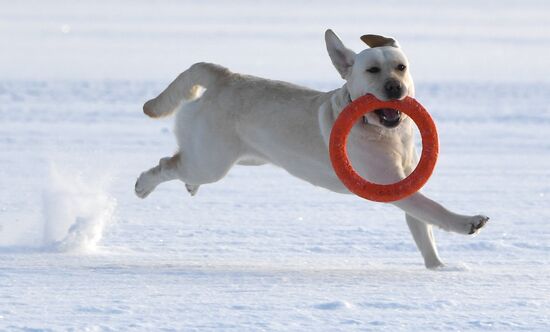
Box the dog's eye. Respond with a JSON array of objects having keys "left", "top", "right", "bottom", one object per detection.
[
  {"left": 397, "top": 64, "right": 407, "bottom": 71},
  {"left": 366, "top": 67, "right": 380, "bottom": 74}
]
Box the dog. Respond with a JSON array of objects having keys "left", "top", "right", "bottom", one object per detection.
[{"left": 135, "top": 29, "right": 489, "bottom": 269}]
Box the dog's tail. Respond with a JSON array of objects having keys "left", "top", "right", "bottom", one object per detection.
[{"left": 143, "top": 62, "right": 229, "bottom": 118}]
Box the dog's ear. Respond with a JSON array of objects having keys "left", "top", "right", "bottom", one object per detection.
[
  {"left": 360, "top": 34, "right": 400, "bottom": 48},
  {"left": 325, "top": 29, "right": 356, "bottom": 79}
]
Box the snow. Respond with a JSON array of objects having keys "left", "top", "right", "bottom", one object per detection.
[{"left": 1, "top": 0, "right": 550, "bottom": 330}]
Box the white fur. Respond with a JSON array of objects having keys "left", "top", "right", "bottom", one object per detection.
[{"left": 135, "top": 29, "right": 488, "bottom": 269}]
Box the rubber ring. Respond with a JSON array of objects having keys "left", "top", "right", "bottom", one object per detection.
[{"left": 329, "top": 94, "right": 438, "bottom": 202}]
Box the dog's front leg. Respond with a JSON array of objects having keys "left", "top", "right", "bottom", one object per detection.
[
  {"left": 393, "top": 192, "right": 488, "bottom": 235},
  {"left": 406, "top": 214, "right": 443, "bottom": 269}
]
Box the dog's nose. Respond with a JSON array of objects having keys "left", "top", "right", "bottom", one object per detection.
[{"left": 384, "top": 80, "right": 403, "bottom": 99}]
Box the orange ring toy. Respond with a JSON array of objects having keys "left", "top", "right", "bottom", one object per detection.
[{"left": 329, "top": 94, "right": 438, "bottom": 203}]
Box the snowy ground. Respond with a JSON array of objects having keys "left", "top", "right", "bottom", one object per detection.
[{"left": 1, "top": 1, "right": 550, "bottom": 331}]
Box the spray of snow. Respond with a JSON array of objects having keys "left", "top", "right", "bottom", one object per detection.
[{"left": 41, "top": 165, "right": 116, "bottom": 253}]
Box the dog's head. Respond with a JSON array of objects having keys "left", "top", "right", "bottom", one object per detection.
[{"left": 325, "top": 29, "right": 414, "bottom": 128}]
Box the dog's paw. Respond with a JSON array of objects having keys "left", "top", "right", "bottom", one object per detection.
[
  {"left": 135, "top": 173, "right": 155, "bottom": 199},
  {"left": 185, "top": 184, "right": 200, "bottom": 196},
  {"left": 468, "top": 215, "right": 489, "bottom": 235},
  {"left": 425, "top": 259, "right": 445, "bottom": 270},
  {"left": 429, "top": 262, "right": 471, "bottom": 272}
]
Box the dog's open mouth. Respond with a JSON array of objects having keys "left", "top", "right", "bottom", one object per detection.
[{"left": 374, "top": 108, "right": 402, "bottom": 128}]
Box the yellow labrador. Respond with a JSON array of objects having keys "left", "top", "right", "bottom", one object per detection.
[{"left": 135, "top": 30, "right": 488, "bottom": 268}]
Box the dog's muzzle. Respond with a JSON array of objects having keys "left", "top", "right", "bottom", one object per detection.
[
  {"left": 351, "top": 92, "right": 402, "bottom": 128},
  {"left": 384, "top": 80, "right": 404, "bottom": 100},
  {"left": 374, "top": 108, "right": 402, "bottom": 128}
]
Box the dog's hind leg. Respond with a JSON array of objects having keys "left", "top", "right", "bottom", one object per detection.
[
  {"left": 176, "top": 142, "right": 240, "bottom": 196},
  {"left": 406, "top": 214, "right": 444, "bottom": 269},
  {"left": 135, "top": 153, "right": 182, "bottom": 199},
  {"left": 134, "top": 148, "right": 235, "bottom": 199}
]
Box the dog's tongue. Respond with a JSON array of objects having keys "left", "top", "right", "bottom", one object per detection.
[{"left": 380, "top": 108, "right": 400, "bottom": 121}]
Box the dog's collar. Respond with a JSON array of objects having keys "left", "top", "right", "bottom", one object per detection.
[
  {"left": 346, "top": 92, "right": 353, "bottom": 104},
  {"left": 345, "top": 91, "right": 368, "bottom": 124}
]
